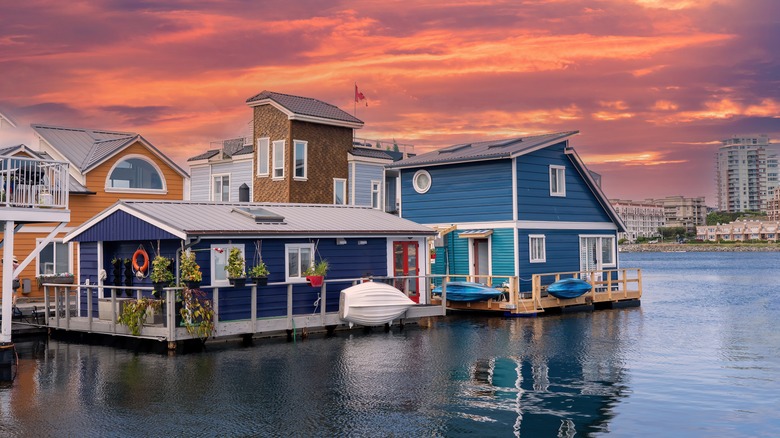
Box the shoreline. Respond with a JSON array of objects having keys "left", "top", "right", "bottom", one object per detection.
[{"left": 620, "top": 243, "right": 780, "bottom": 252}]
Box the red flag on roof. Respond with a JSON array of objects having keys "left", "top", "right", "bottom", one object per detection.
[{"left": 355, "top": 84, "right": 368, "bottom": 106}]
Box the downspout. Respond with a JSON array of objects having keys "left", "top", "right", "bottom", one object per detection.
[{"left": 175, "top": 236, "right": 201, "bottom": 285}]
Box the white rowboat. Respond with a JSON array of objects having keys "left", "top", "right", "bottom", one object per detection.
[{"left": 339, "top": 282, "right": 416, "bottom": 327}]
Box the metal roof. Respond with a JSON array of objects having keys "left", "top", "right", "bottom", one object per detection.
[
  {"left": 245, "top": 90, "right": 363, "bottom": 125},
  {"left": 31, "top": 124, "right": 188, "bottom": 177},
  {"left": 187, "top": 150, "right": 220, "bottom": 161},
  {"left": 386, "top": 131, "right": 579, "bottom": 169},
  {"left": 68, "top": 201, "right": 436, "bottom": 240},
  {"left": 350, "top": 147, "right": 396, "bottom": 161}
]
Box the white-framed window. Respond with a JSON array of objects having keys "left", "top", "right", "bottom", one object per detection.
[
  {"left": 334, "top": 178, "right": 346, "bottom": 205},
  {"left": 105, "top": 154, "right": 166, "bottom": 193},
  {"left": 371, "top": 180, "right": 381, "bottom": 209},
  {"left": 549, "top": 165, "right": 566, "bottom": 197},
  {"left": 212, "top": 174, "right": 230, "bottom": 201},
  {"left": 210, "top": 244, "right": 244, "bottom": 287},
  {"left": 529, "top": 234, "right": 546, "bottom": 263},
  {"left": 412, "top": 170, "right": 432, "bottom": 194},
  {"left": 285, "top": 243, "right": 314, "bottom": 282},
  {"left": 257, "top": 137, "right": 270, "bottom": 176},
  {"left": 293, "top": 140, "right": 307, "bottom": 180},
  {"left": 36, "top": 239, "right": 72, "bottom": 275},
  {"left": 273, "top": 140, "right": 285, "bottom": 179}
]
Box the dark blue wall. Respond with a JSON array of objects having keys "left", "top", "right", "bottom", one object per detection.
[{"left": 72, "top": 210, "right": 179, "bottom": 242}]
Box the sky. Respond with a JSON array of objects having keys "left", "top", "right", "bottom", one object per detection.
[{"left": 1, "top": 0, "right": 778, "bottom": 206}]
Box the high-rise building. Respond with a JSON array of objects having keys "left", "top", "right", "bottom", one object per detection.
[{"left": 715, "top": 134, "right": 776, "bottom": 212}]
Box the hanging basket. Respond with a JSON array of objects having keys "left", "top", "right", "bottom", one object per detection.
[
  {"left": 306, "top": 275, "right": 324, "bottom": 288},
  {"left": 40, "top": 275, "right": 75, "bottom": 285},
  {"left": 228, "top": 277, "right": 247, "bottom": 288},
  {"left": 252, "top": 276, "right": 268, "bottom": 286}
]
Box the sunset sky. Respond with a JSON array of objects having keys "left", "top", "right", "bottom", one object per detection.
[{"left": 1, "top": 0, "right": 778, "bottom": 205}]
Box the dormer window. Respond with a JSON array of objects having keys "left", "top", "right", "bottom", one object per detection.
[{"left": 106, "top": 155, "right": 166, "bottom": 193}]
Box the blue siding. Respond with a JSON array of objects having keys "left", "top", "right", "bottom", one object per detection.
[
  {"left": 78, "top": 242, "right": 98, "bottom": 317},
  {"left": 516, "top": 143, "right": 612, "bottom": 223},
  {"left": 517, "top": 228, "right": 617, "bottom": 291},
  {"left": 400, "top": 160, "right": 513, "bottom": 224},
  {"left": 72, "top": 210, "right": 179, "bottom": 242},
  {"left": 352, "top": 162, "right": 383, "bottom": 207}
]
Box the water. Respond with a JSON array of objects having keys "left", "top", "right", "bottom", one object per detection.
[{"left": 2, "top": 252, "right": 779, "bottom": 437}]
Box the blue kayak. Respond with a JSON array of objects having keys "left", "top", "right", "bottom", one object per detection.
[
  {"left": 547, "top": 278, "right": 592, "bottom": 299},
  {"left": 432, "top": 281, "right": 504, "bottom": 302}
]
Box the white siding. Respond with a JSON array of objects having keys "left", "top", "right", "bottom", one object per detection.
[{"left": 190, "top": 165, "right": 210, "bottom": 201}]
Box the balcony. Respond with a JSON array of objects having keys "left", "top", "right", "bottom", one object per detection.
[{"left": 0, "top": 155, "right": 70, "bottom": 223}]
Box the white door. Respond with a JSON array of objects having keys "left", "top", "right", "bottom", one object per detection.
[{"left": 579, "top": 237, "right": 601, "bottom": 281}]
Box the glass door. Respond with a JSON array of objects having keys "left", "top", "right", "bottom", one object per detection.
[{"left": 393, "top": 241, "right": 419, "bottom": 303}]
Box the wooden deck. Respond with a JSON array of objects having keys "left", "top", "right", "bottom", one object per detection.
[
  {"left": 435, "top": 268, "right": 642, "bottom": 315},
  {"left": 39, "top": 277, "right": 447, "bottom": 347}
]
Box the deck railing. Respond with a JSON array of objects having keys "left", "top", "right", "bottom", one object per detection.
[{"left": 0, "top": 155, "right": 69, "bottom": 209}]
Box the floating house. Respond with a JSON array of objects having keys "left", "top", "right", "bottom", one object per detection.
[
  {"left": 387, "top": 131, "right": 641, "bottom": 314},
  {"left": 58, "top": 201, "right": 442, "bottom": 344}
]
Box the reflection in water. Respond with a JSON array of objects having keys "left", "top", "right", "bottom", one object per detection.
[{"left": 1, "top": 252, "right": 780, "bottom": 436}]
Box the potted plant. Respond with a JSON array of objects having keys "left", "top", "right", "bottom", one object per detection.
[
  {"left": 38, "top": 272, "right": 75, "bottom": 286},
  {"left": 180, "top": 249, "right": 202, "bottom": 289},
  {"left": 117, "top": 297, "right": 163, "bottom": 336},
  {"left": 179, "top": 287, "right": 215, "bottom": 341},
  {"left": 248, "top": 261, "right": 269, "bottom": 286},
  {"left": 150, "top": 255, "right": 174, "bottom": 298},
  {"left": 225, "top": 247, "right": 246, "bottom": 287},
  {"left": 123, "top": 258, "right": 134, "bottom": 297},
  {"left": 304, "top": 259, "right": 328, "bottom": 288}
]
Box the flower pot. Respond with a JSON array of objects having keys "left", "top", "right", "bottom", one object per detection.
[
  {"left": 185, "top": 280, "right": 201, "bottom": 290},
  {"left": 228, "top": 277, "right": 247, "bottom": 288},
  {"left": 41, "top": 275, "right": 75, "bottom": 285},
  {"left": 152, "top": 282, "right": 166, "bottom": 297},
  {"left": 252, "top": 276, "right": 268, "bottom": 286},
  {"left": 306, "top": 275, "right": 324, "bottom": 287}
]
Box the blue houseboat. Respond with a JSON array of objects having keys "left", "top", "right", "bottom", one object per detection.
[
  {"left": 387, "top": 131, "right": 642, "bottom": 314},
  {"left": 54, "top": 200, "right": 443, "bottom": 345}
]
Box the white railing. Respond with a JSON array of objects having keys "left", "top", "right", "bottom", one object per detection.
[{"left": 0, "top": 155, "right": 69, "bottom": 209}]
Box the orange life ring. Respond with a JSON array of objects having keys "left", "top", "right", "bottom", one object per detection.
[{"left": 132, "top": 248, "right": 149, "bottom": 273}]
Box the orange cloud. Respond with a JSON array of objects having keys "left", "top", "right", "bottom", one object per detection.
[{"left": 585, "top": 151, "right": 687, "bottom": 166}]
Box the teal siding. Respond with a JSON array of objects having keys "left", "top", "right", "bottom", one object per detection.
[
  {"left": 516, "top": 142, "right": 612, "bottom": 222},
  {"left": 490, "top": 228, "right": 515, "bottom": 280},
  {"left": 400, "top": 160, "right": 513, "bottom": 224}
]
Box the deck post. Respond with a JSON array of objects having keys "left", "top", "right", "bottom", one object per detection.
[
  {"left": 287, "top": 283, "right": 293, "bottom": 330},
  {"left": 54, "top": 287, "right": 60, "bottom": 328},
  {"left": 64, "top": 286, "right": 70, "bottom": 329},
  {"left": 87, "top": 284, "right": 93, "bottom": 332},
  {"left": 44, "top": 285, "right": 50, "bottom": 324},
  {"left": 320, "top": 283, "right": 326, "bottom": 321},
  {"left": 110, "top": 287, "right": 116, "bottom": 334},
  {"left": 607, "top": 271, "right": 613, "bottom": 300},
  {"left": 251, "top": 285, "right": 257, "bottom": 331},
  {"left": 213, "top": 287, "right": 219, "bottom": 328}
]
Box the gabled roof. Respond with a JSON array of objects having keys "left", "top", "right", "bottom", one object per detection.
[
  {"left": 64, "top": 200, "right": 436, "bottom": 242},
  {"left": 0, "top": 144, "right": 94, "bottom": 194},
  {"left": 387, "top": 131, "right": 579, "bottom": 169},
  {"left": 0, "top": 111, "right": 17, "bottom": 128},
  {"left": 246, "top": 90, "right": 364, "bottom": 129},
  {"left": 31, "top": 124, "right": 188, "bottom": 177}
]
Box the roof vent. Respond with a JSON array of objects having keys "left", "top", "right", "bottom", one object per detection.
[
  {"left": 488, "top": 138, "right": 523, "bottom": 149},
  {"left": 232, "top": 207, "right": 286, "bottom": 224},
  {"left": 438, "top": 143, "right": 471, "bottom": 154}
]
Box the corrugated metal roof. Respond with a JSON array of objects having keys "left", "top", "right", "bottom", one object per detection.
[
  {"left": 114, "top": 201, "right": 435, "bottom": 236},
  {"left": 32, "top": 124, "right": 135, "bottom": 172},
  {"left": 187, "top": 150, "right": 220, "bottom": 161},
  {"left": 387, "top": 131, "right": 579, "bottom": 169},
  {"left": 245, "top": 90, "right": 363, "bottom": 125},
  {"left": 350, "top": 147, "right": 395, "bottom": 161},
  {"left": 83, "top": 136, "right": 136, "bottom": 169}
]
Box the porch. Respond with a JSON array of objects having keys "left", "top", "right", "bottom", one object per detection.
[
  {"left": 39, "top": 276, "right": 447, "bottom": 347},
  {"left": 432, "top": 268, "right": 642, "bottom": 315},
  {"left": 0, "top": 155, "right": 70, "bottom": 223}
]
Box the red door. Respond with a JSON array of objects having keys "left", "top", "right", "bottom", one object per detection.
[{"left": 393, "top": 241, "right": 419, "bottom": 303}]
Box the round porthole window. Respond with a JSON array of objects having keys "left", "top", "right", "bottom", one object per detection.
[{"left": 413, "top": 170, "right": 432, "bottom": 194}]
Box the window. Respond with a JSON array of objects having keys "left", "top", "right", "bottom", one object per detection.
[
  {"left": 257, "top": 138, "right": 269, "bottom": 176},
  {"left": 106, "top": 156, "right": 165, "bottom": 192},
  {"left": 529, "top": 235, "right": 546, "bottom": 263},
  {"left": 371, "top": 180, "right": 381, "bottom": 209},
  {"left": 600, "top": 236, "right": 615, "bottom": 266},
  {"left": 334, "top": 178, "right": 346, "bottom": 205},
  {"left": 549, "top": 165, "right": 566, "bottom": 197},
  {"left": 412, "top": 170, "right": 432, "bottom": 194},
  {"left": 293, "top": 140, "right": 307, "bottom": 180},
  {"left": 285, "top": 244, "right": 314, "bottom": 282},
  {"left": 210, "top": 244, "right": 244, "bottom": 287},
  {"left": 273, "top": 140, "right": 285, "bottom": 179},
  {"left": 37, "top": 240, "right": 71, "bottom": 275},
  {"left": 212, "top": 174, "right": 230, "bottom": 201}
]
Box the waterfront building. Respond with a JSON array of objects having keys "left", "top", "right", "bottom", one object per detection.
[
  {"left": 388, "top": 131, "right": 628, "bottom": 295},
  {"left": 647, "top": 195, "right": 707, "bottom": 234},
  {"left": 696, "top": 219, "right": 780, "bottom": 242},
  {"left": 61, "top": 200, "right": 442, "bottom": 340},
  {"left": 609, "top": 199, "right": 665, "bottom": 242},
  {"left": 768, "top": 191, "right": 780, "bottom": 221},
  {"left": 0, "top": 124, "right": 188, "bottom": 300},
  {"left": 715, "top": 134, "right": 776, "bottom": 213}
]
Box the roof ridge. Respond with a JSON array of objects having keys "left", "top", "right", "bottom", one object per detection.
[{"left": 31, "top": 123, "right": 136, "bottom": 137}]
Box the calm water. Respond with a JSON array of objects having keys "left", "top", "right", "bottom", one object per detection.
[{"left": 2, "top": 252, "right": 780, "bottom": 437}]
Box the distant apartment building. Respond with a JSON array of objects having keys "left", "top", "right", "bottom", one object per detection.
[
  {"left": 715, "top": 134, "right": 777, "bottom": 213},
  {"left": 610, "top": 199, "right": 665, "bottom": 242},
  {"left": 697, "top": 220, "right": 780, "bottom": 242},
  {"left": 647, "top": 196, "right": 707, "bottom": 233},
  {"left": 768, "top": 191, "right": 780, "bottom": 221}
]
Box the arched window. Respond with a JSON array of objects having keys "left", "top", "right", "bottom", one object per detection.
[{"left": 106, "top": 156, "right": 166, "bottom": 192}]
